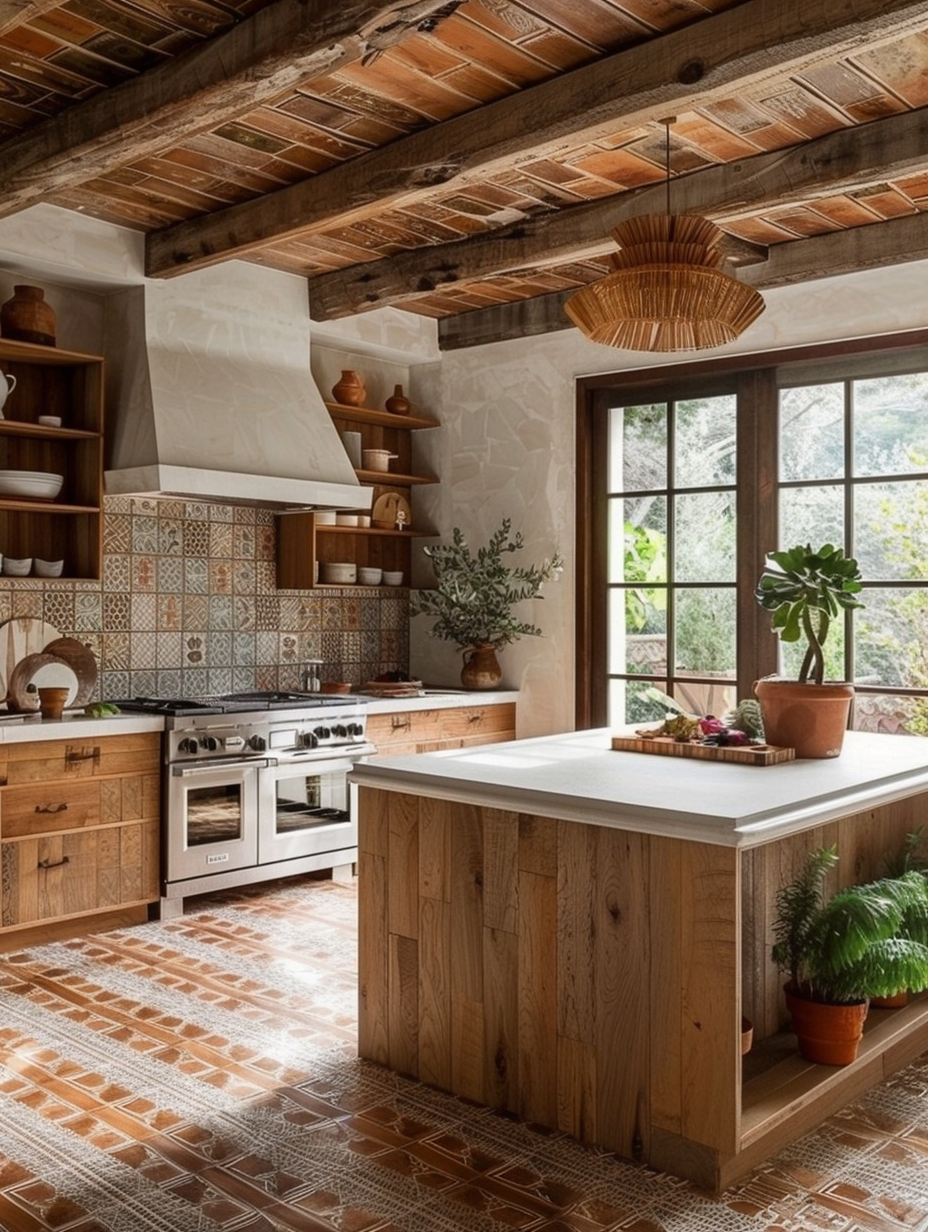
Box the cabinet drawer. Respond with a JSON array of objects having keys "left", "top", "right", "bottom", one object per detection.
[
  {"left": 2, "top": 780, "right": 100, "bottom": 837},
  {"left": 1, "top": 820, "right": 160, "bottom": 927},
  {"left": 1, "top": 732, "right": 161, "bottom": 784},
  {"left": 368, "top": 704, "right": 516, "bottom": 753}
]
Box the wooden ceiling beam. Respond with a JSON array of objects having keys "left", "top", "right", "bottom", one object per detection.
[
  {"left": 0, "top": 0, "right": 457, "bottom": 212},
  {"left": 146, "top": 0, "right": 928, "bottom": 276},
  {"left": 437, "top": 211, "right": 928, "bottom": 350},
  {"left": 307, "top": 108, "right": 928, "bottom": 319}
]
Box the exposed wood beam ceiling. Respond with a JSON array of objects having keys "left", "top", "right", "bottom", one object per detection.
[{"left": 1, "top": 0, "right": 928, "bottom": 347}]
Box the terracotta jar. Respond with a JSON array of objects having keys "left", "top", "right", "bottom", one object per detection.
[
  {"left": 460, "top": 643, "right": 502, "bottom": 690},
  {"left": 331, "top": 369, "right": 366, "bottom": 406},
  {"left": 0, "top": 285, "right": 57, "bottom": 346},
  {"left": 385, "top": 383, "right": 412, "bottom": 415},
  {"left": 754, "top": 679, "right": 854, "bottom": 758}
]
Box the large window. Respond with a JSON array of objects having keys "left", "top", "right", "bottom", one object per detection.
[{"left": 576, "top": 337, "right": 928, "bottom": 735}]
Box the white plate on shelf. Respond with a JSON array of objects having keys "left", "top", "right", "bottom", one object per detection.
[{"left": 0, "top": 470, "right": 63, "bottom": 499}]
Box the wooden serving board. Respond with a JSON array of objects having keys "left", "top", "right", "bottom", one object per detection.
[{"left": 611, "top": 734, "right": 795, "bottom": 765}]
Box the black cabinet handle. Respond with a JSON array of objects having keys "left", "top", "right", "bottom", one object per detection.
[
  {"left": 38, "top": 856, "right": 70, "bottom": 870},
  {"left": 66, "top": 746, "right": 100, "bottom": 764},
  {"left": 35, "top": 803, "right": 68, "bottom": 813}
]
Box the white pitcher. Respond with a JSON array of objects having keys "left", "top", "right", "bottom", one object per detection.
[{"left": 0, "top": 370, "right": 17, "bottom": 418}]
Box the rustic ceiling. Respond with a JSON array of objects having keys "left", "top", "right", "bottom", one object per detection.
[{"left": 2, "top": 0, "right": 928, "bottom": 349}]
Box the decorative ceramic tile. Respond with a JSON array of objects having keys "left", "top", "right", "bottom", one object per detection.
[
  {"left": 232, "top": 560, "right": 256, "bottom": 593},
  {"left": 210, "top": 523, "right": 233, "bottom": 559},
  {"left": 210, "top": 630, "right": 233, "bottom": 664},
  {"left": 10, "top": 584, "right": 43, "bottom": 619},
  {"left": 256, "top": 631, "right": 279, "bottom": 664},
  {"left": 158, "top": 594, "right": 182, "bottom": 631},
  {"left": 156, "top": 499, "right": 187, "bottom": 520},
  {"left": 279, "top": 632, "right": 300, "bottom": 664},
  {"left": 209, "top": 560, "right": 233, "bottom": 594},
  {"left": 230, "top": 665, "right": 256, "bottom": 692},
  {"left": 131, "top": 593, "right": 157, "bottom": 632},
  {"left": 102, "top": 631, "right": 130, "bottom": 671},
  {"left": 131, "top": 516, "right": 159, "bottom": 554},
  {"left": 74, "top": 591, "right": 103, "bottom": 630},
  {"left": 207, "top": 667, "right": 234, "bottom": 694},
  {"left": 183, "top": 520, "right": 211, "bottom": 556},
  {"left": 132, "top": 556, "right": 157, "bottom": 592},
  {"left": 184, "top": 558, "right": 209, "bottom": 594},
  {"left": 232, "top": 596, "right": 255, "bottom": 631},
  {"left": 233, "top": 504, "right": 257, "bottom": 525},
  {"left": 130, "top": 630, "right": 157, "bottom": 671},
  {"left": 183, "top": 594, "right": 209, "bottom": 629},
  {"left": 42, "top": 589, "right": 75, "bottom": 630},
  {"left": 130, "top": 497, "right": 160, "bottom": 517},
  {"left": 183, "top": 633, "right": 208, "bottom": 667},
  {"left": 233, "top": 524, "right": 256, "bottom": 558},
  {"left": 182, "top": 667, "right": 210, "bottom": 696},
  {"left": 103, "top": 592, "right": 131, "bottom": 631},
  {"left": 184, "top": 502, "right": 211, "bottom": 521},
  {"left": 99, "top": 668, "right": 129, "bottom": 698},
  {"left": 128, "top": 668, "right": 157, "bottom": 696},
  {"left": 210, "top": 504, "right": 234, "bottom": 524},
  {"left": 103, "top": 552, "right": 131, "bottom": 592},
  {"left": 233, "top": 633, "right": 255, "bottom": 666},
  {"left": 255, "top": 595, "right": 280, "bottom": 630},
  {"left": 254, "top": 560, "right": 277, "bottom": 593},
  {"left": 156, "top": 668, "right": 183, "bottom": 697},
  {"left": 158, "top": 520, "right": 184, "bottom": 554},
  {"left": 157, "top": 632, "right": 183, "bottom": 667},
  {"left": 102, "top": 511, "right": 131, "bottom": 554},
  {"left": 209, "top": 594, "right": 233, "bottom": 630},
  {"left": 157, "top": 556, "right": 184, "bottom": 592}
]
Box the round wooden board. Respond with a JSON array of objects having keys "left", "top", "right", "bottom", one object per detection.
[
  {"left": 43, "top": 637, "right": 98, "bottom": 707},
  {"left": 0, "top": 617, "right": 61, "bottom": 701}
]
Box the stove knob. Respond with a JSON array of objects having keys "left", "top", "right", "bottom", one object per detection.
[
  {"left": 178, "top": 737, "right": 199, "bottom": 754},
  {"left": 249, "top": 734, "right": 267, "bottom": 752},
  {"left": 348, "top": 722, "right": 364, "bottom": 736},
  {"left": 333, "top": 724, "right": 347, "bottom": 737},
  {"left": 301, "top": 731, "right": 319, "bottom": 749},
  {"left": 202, "top": 736, "right": 218, "bottom": 752},
  {"left": 314, "top": 725, "right": 330, "bottom": 740}
]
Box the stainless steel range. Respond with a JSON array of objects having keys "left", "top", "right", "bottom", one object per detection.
[{"left": 113, "top": 692, "right": 374, "bottom": 918}]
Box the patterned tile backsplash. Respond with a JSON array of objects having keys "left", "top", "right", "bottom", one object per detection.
[{"left": 0, "top": 495, "right": 409, "bottom": 700}]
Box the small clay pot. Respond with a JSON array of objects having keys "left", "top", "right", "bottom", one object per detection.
[
  {"left": 331, "top": 370, "right": 366, "bottom": 406},
  {"left": 385, "top": 383, "right": 412, "bottom": 415},
  {"left": 38, "top": 686, "right": 70, "bottom": 720},
  {"left": 1, "top": 285, "right": 57, "bottom": 346}
]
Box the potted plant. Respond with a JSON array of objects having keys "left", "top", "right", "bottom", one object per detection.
[
  {"left": 754, "top": 542, "right": 864, "bottom": 757},
  {"left": 772, "top": 845, "right": 928, "bottom": 1065},
  {"left": 411, "top": 518, "right": 562, "bottom": 689}
]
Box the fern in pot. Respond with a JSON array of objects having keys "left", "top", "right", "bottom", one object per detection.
[
  {"left": 754, "top": 542, "right": 864, "bottom": 757},
  {"left": 411, "top": 518, "right": 562, "bottom": 689},
  {"left": 774, "top": 845, "right": 928, "bottom": 1065}
]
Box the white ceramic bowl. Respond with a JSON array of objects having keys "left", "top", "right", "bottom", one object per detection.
[
  {"left": 0, "top": 470, "right": 63, "bottom": 499},
  {"left": 314, "top": 509, "right": 337, "bottom": 525},
  {"left": 3, "top": 556, "right": 32, "bottom": 576},
  {"left": 382, "top": 570, "right": 404, "bottom": 586},
  {"left": 38, "top": 416, "right": 62, "bottom": 427},
  {"left": 357, "top": 567, "right": 382, "bottom": 585},
  {"left": 34, "top": 558, "right": 64, "bottom": 577},
  {"left": 320, "top": 561, "right": 356, "bottom": 585},
  {"left": 335, "top": 513, "right": 359, "bottom": 526}
]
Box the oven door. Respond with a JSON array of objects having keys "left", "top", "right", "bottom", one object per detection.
[
  {"left": 167, "top": 758, "right": 267, "bottom": 883},
  {"left": 259, "top": 752, "right": 361, "bottom": 865}
]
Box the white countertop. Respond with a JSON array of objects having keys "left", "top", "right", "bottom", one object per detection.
[
  {"left": 351, "top": 728, "right": 928, "bottom": 848},
  {"left": 0, "top": 712, "right": 165, "bottom": 742}
]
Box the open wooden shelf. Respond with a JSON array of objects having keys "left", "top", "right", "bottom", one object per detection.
[
  {"left": 325, "top": 401, "right": 439, "bottom": 431},
  {"left": 355, "top": 467, "right": 437, "bottom": 486}
]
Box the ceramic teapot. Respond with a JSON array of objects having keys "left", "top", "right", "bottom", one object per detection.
[{"left": 0, "top": 369, "right": 17, "bottom": 418}]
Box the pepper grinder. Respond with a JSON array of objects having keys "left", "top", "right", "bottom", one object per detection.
[{"left": 301, "top": 660, "right": 323, "bottom": 693}]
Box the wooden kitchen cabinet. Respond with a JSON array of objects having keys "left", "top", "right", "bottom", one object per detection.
[
  {"left": 366, "top": 702, "right": 516, "bottom": 756},
  {"left": 0, "top": 339, "right": 104, "bottom": 579},
  {"left": 276, "top": 401, "right": 439, "bottom": 589},
  {"left": 0, "top": 732, "right": 160, "bottom": 944}
]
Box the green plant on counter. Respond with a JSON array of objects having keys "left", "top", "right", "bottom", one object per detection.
[
  {"left": 773, "top": 845, "right": 928, "bottom": 1004},
  {"left": 411, "top": 518, "right": 563, "bottom": 650},
  {"left": 755, "top": 543, "right": 864, "bottom": 685}
]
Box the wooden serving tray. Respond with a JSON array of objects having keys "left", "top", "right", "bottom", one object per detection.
[{"left": 611, "top": 733, "right": 795, "bottom": 765}]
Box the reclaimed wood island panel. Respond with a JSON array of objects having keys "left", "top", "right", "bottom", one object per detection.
[{"left": 352, "top": 729, "right": 928, "bottom": 1191}]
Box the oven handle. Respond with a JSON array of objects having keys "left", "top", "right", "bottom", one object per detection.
[
  {"left": 171, "top": 757, "right": 275, "bottom": 776},
  {"left": 271, "top": 744, "right": 376, "bottom": 769}
]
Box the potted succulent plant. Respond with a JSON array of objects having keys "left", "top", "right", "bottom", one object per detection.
[
  {"left": 411, "top": 518, "right": 562, "bottom": 689},
  {"left": 754, "top": 542, "right": 864, "bottom": 757},
  {"left": 773, "top": 845, "right": 928, "bottom": 1064}
]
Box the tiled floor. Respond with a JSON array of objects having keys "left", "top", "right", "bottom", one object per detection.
[{"left": 0, "top": 876, "right": 927, "bottom": 1232}]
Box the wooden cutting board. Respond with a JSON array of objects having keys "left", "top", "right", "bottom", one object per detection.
[
  {"left": 610, "top": 733, "right": 795, "bottom": 765},
  {"left": 0, "top": 617, "right": 61, "bottom": 700}
]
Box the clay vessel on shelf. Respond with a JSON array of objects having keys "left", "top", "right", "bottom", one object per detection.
[
  {"left": 331, "top": 369, "right": 366, "bottom": 406},
  {"left": 385, "top": 383, "right": 412, "bottom": 415},
  {"left": 1, "top": 285, "right": 57, "bottom": 346}
]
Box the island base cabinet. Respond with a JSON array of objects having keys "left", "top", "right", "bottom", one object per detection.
[
  {"left": 357, "top": 788, "right": 742, "bottom": 1184},
  {"left": 0, "top": 733, "right": 161, "bottom": 946}
]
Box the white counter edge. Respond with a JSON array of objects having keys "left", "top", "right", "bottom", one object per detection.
[{"left": 0, "top": 714, "right": 165, "bottom": 742}]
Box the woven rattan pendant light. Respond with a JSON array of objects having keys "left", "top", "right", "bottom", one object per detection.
[{"left": 564, "top": 120, "right": 765, "bottom": 352}]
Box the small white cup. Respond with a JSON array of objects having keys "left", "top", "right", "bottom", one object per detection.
[
  {"left": 357, "top": 567, "right": 382, "bottom": 585},
  {"left": 382, "top": 571, "right": 404, "bottom": 586}
]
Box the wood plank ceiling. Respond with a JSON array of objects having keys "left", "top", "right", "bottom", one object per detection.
[{"left": 2, "top": 0, "right": 928, "bottom": 348}]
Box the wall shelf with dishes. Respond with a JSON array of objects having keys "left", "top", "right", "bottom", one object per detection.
[
  {"left": 276, "top": 392, "right": 439, "bottom": 590},
  {"left": 0, "top": 339, "right": 103, "bottom": 580}
]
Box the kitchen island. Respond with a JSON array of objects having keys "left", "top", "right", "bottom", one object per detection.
[{"left": 351, "top": 729, "right": 928, "bottom": 1191}]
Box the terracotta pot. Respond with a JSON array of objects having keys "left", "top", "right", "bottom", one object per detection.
[
  {"left": 461, "top": 643, "right": 502, "bottom": 690},
  {"left": 754, "top": 679, "right": 854, "bottom": 758},
  {"left": 784, "top": 983, "right": 868, "bottom": 1066},
  {"left": 871, "top": 991, "right": 909, "bottom": 1009},
  {"left": 741, "top": 1016, "right": 754, "bottom": 1056},
  {"left": 1, "top": 285, "right": 57, "bottom": 346},
  {"left": 331, "top": 369, "right": 366, "bottom": 406},
  {"left": 385, "top": 383, "right": 412, "bottom": 415},
  {"left": 38, "top": 686, "right": 70, "bottom": 720}
]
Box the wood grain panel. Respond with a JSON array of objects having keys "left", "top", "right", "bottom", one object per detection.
[
  {"left": 556, "top": 818, "right": 596, "bottom": 1044},
  {"left": 358, "top": 849, "right": 388, "bottom": 1064},
  {"left": 557, "top": 1035, "right": 596, "bottom": 1142},
  {"left": 518, "top": 867, "right": 557, "bottom": 1126},
  {"left": 450, "top": 803, "right": 483, "bottom": 1005},
  {"left": 482, "top": 807, "right": 518, "bottom": 934},
  {"left": 649, "top": 834, "right": 683, "bottom": 1136},
  {"left": 2, "top": 780, "right": 100, "bottom": 836},
  {"left": 387, "top": 792, "right": 418, "bottom": 940},
  {"left": 418, "top": 895, "right": 450, "bottom": 1089},
  {"left": 388, "top": 932, "right": 418, "bottom": 1077},
  {"left": 358, "top": 784, "right": 389, "bottom": 858},
  {"left": 518, "top": 812, "right": 557, "bottom": 876},
  {"left": 594, "top": 828, "right": 650, "bottom": 1158},
  {"left": 679, "top": 841, "right": 739, "bottom": 1155},
  {"left": 483, "top": 923, "right": 518, "bottom": 1112},
  {"left": 418, "top": 796, "right": 450, "bottom": 903}
]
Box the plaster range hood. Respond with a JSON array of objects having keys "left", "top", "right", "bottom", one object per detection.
[{"left": 102, "top": 271, "right": 371, "bottom": 510}]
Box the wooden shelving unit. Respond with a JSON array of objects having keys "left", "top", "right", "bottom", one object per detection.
[
  {"left": 276, "top": 398, "right": 439, "bottom": 589},
  {"left": 0, "top": 339, "right": 103, "bottom": 580}
]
